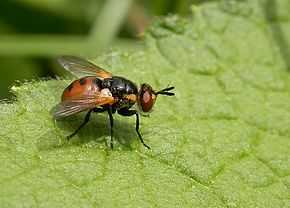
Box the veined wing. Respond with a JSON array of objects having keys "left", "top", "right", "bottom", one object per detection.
[
  {"left": 52, "top": 93, "right": 115, "bottom": 119},
  {"left": 58, "top": 56, "right": 112, "bottom": 79}
]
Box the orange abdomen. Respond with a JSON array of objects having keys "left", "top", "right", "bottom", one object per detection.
[{"left": 62, "top": 76, "right": 102, "bottom": 101}]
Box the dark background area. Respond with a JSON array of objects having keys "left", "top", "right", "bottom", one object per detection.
[{"left": 0, "top": 0, "right": 210, "bottom": 98}]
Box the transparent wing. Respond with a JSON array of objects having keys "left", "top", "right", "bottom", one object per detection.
[
  {"left": 58, "top": 56, "right": 112, "bottom": 79},
  {"left": 51, "top": 94, "right": 115, "bottom": 119}
]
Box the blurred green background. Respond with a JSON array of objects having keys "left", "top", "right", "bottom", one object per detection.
[{"left": 0, "top": 0, "right": 207, "bottom": 98}]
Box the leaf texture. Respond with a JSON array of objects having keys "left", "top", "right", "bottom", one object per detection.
[{"left": 0, "top": 1, "right": 290, "bottom": 207}]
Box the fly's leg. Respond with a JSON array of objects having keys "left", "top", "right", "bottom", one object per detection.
[
  {"left": 135, "top": 112, "right": 151, "bottom": 149},
  {"left": 107, "top": 106, "right": 114, "bottom": 149},
  {"left": 118, "top": 108, "right": 151, "bottom": 149},
  {"left": 67, "top": 109, "right": 93, "bottom": 140}
]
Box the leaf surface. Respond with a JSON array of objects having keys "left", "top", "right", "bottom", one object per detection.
[{"left": 1, "top": 1, "right": 290, "bottom": 207}]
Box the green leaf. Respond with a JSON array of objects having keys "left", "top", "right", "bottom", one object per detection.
[{"left": 1, "top": 0, "right": 290, "bottom": 207}]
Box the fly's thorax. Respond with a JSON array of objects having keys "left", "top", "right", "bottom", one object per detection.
[
  {"left": 102, "top": 76, "right": 138, "bottom": 97},
  {"left": 101, "top": 76, "right": 138, "bottom": 110},
  {"left": 112, "top": 93, "right": 137, "bottom": 110},
  {"left": 100, "top": 88, "right": 112, "bottom": 97}
]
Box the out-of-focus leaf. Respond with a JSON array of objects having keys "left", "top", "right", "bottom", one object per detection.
[{"left": 0, "top": 58, "right": 40, "bottom": 98}]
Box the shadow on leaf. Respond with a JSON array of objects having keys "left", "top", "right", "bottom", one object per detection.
[
  {"left": 264, "top": 0, "right": 290, "bottom": 71},
  {"left": 36, "top": 111, "right": 139, "bottom": 151}
]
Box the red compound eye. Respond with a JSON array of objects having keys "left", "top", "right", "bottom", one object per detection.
[{"left": 138, "top": 84, "right": 156, "bottom": 112}]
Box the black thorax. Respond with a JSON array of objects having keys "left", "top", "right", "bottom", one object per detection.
[{"left": 102, "top": 76, "right": 138, "bottom": 97}]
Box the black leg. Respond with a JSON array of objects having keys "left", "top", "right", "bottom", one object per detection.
[
  {"left": 135, "top": 113, "right": 151, "bottom": 149},
  {"left": 107, "top": 106, "right": 114, "bottom": 149},
  {"left": 118, "top": 108, "right": 151, "bottom": 149},
  {"left": 67, "top": 109, "right": 93, "bottom": 140}
]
